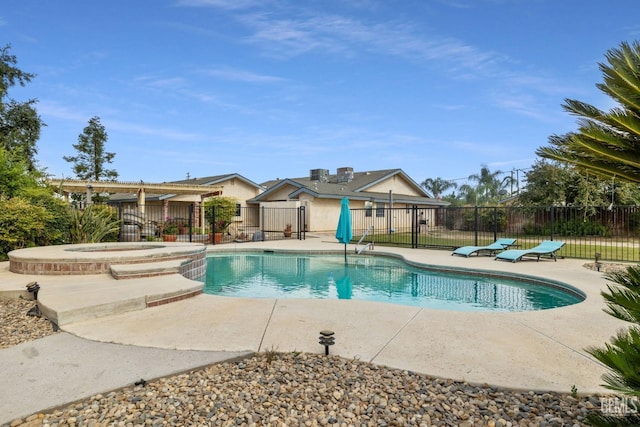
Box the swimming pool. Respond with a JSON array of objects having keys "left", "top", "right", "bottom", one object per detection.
[{"left": 203, "top": 252, "right": 584, "bottom": 312}]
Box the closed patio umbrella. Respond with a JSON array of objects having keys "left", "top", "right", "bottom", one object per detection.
[{"left": 335, "top": 197, "right": 353, "bottom": 262}]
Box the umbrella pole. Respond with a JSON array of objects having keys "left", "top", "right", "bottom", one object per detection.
[{"left": 344, "top": 244, "right": 347, "bottom": 263}]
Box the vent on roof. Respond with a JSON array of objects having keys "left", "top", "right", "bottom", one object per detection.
[
  {"left": 336, "top": 167, "right": 354, "bottom": 183},
  {"left": 310, "top": 169, "right": 329, "bottom": 182}
]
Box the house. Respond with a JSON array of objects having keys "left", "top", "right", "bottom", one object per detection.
[
  {"left": 106, "top": 173, "right": 264, "bottom": 231},
  {"left": 252, "top": 167, "right": 447, "bottom": 232},
  {"left": 51, "top": 168, "right": 444, "bottom": 239}
]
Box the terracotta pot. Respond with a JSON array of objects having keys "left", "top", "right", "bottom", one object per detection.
[
  {"left": 210, "top": 232, "right": 223, "bottom": 244},
  {"left": 162, "top": 234, "right": 178, "bottom": 242}
]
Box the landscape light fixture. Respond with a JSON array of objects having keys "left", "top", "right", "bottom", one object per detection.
[
  {"left": 319, "top": 330, "right": 335, "bottom": 355},
  {"left": 26, "top": 281, "right": 40, "bottom": 300}
]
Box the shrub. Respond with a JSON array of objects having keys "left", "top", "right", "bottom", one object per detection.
[
  {"left": 461, "top": 208, "right": 507, "bottom": 232},
  {"left": 204, "top": 197, "right": 237, "bottom": 233},
  {"left": 523, "top": 218, "right": 610, "bottom": 237},
  {"left": 69, "top": 204, "right": 121, "bottom": 243},
  {"left": 160, "top": 218, "right": 180, "bottom": 235},
  {"left": 0, "top": 196, "right": 51, "bottom": 260},
  {"left": 21, "top": 186, "right": 71, "bottom": 246}
]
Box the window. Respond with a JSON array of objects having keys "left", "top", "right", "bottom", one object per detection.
[
  {"left": 365, "top": 201, "right": 373, "bottom": 217},
  {"left": 376, "top": 202, "right": 385, "bottom": 218},
  {"left": 235, "top": 204, "right": 241, "bottom": 217}
]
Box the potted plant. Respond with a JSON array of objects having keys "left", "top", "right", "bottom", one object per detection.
[
  {"left": 161, "top": 219, "right": 179, "bottom": 242},
  {"left": 203, "top": 196, "right": 237, "bottom": 244},
  {"left": 284, "top": 224, "right": 292, "bottom": 238}
]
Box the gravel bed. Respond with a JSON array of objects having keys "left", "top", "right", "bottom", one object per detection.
[
  {"left": 0, "top": 297, "right": 59, "bottom": 349},
  {"left": 1, "top": 298, "right": 604, "bottom": 426}
]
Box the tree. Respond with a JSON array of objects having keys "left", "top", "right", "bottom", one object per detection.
[
  {"left": 464, "top": 164, "right": 513, "bottom": 205},
  {"left": 537, "top": 41, "right": 640, "bottom": 186},
  {"left": 0, "top": 45, "right": 44, "bottom": 170},
  {"left": 516, "top": 160, "right": 571, "bottom": 207},
  {"left": 456, "top": 183, "right": 478, "bottom": 205},
  {"left": 0, "top": 146, "right": 40, "bottom": 198},
  {"left": 535, "top": 40, "right": 640, "bottom": 426},
  {"left": 420, "top": 177, "right": 457, "bottom": 199},
  {"left": 0, "top": 147, "right": 70, "bottom": 259},
  {"left": 585, "top": 267, "right": 640, "bottom": 426},
  {"left": 518, "top": 160, "right": 640, "bottom": 209},
  {"left": 64, "top": 116, "right": 118, "bottom": 182},
  {"left": 203, "top": 196, "right": 237, "bottom": 233}
]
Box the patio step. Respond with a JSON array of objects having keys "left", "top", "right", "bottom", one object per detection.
[{"left": 37, "top": 274, "right": 204, "bottom": 326}]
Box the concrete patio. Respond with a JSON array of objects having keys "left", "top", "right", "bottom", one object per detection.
[{"left": 0, "top": 235, "right": 630, "bottom": 422}]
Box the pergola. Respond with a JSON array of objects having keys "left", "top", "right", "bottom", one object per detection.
[{"left": 48, "top": 178, "right": 224, "bottom": 215}]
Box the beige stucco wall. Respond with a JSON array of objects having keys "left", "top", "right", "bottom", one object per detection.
[
  {"left": 258, "top": 200, "right": 300, "bottom": 232},
  {"left": 257, "top": 197, "right": 343, "bottom": 232},
  {"left": 366, "top": 174, "right": 422, "bottom": 196},
  {"left": 306, "top": 198, "right": 340, "bottom": 232},
  {"left": 218, "top": 177, "right": 263, "bottom": 205},
  {"left": 264, "top": 183, "right": 297, "bottom": 201}
]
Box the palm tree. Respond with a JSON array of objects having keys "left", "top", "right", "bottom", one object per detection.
[
  {"left": 537, "top": 41, "right": 640, "bottom": 184},
  {"left": 420, "top": 177, "right": 457, "bottom": 199},
  {"left": 466, "top": 165, "right": 512, "bottom": 205},
  {"left": 585, "top": 267, "right": 640, "bottom": 426},
  {"left": 456, "top": 183, "right": 478, "bottom": 205},
  {"left": 537, "top": 40, "right": 640, "bottom": 426}
]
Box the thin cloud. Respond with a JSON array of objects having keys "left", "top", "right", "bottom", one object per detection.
[
  {"left": 200, "top": 67, "right": 285, "bottom": 83},
  {"left": 38, "top": 101, "right": 203, "bottom": 142},
  {"left": 435, "top": 103, "right": 467, "bottom": 111},
  {"left": 37, "top": 101, "right": 89, "bottom": 123},
  {"left": 159, "top": 21, "right": 223, "bottom": 39},
  {"left": 488, "top": 159, "right": 536, "bottom": 170},
  {"left": 212, "top": 2, "right": 574, "bottom": 116},
  {"left": 104, "top": 119, "right": 204, "bottom": 142},
  {"left": 135, "top": 75, "right": 189, "bottom": 89},
  {"left": 491, "top": 93, "right": 558, "bottom": 121},
  {"left": 239, "top": 11, "right": 507, "bottom": 78},
  {"left": 504, "top": 75, "right": 578, "bottom": 96},
  {"left": 175, "top": 0, "right": 265, "bottom": 10},
  {"left": 180, "top": 1, "right": 549, "bottom": 93}
]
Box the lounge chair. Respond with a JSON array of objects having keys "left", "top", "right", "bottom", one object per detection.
[
  {"left": 495, "top": 240, "right": 565, "bottom": 262},
  {"left": 452, "top": 238, "right": 517, "bottom": 258}
]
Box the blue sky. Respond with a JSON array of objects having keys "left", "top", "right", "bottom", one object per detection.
[{"left": 2, "top": 1, "right": 639, "bottom": 188}]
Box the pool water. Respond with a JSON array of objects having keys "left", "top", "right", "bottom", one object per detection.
[{"left": 203, "top": 252, "right": 583, "bottom": 312}]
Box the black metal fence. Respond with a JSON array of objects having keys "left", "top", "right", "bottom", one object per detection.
[
  {"left": 114, "top": 202, "right": 640, "bottom": 262},
  {"left": 117, "top": 204, "right": 306, "bottom": 245},
  {"left": 351, "top": 205, "right": 640, "bottom": 262}
]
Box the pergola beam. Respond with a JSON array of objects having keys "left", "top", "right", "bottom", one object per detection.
[{"left": 47, "top": 178, "right": 224, "bottom": 196}]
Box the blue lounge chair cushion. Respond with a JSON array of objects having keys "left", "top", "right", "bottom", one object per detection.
[
  {"left": 495, "top": 240, "right": 565, "bottom": 263},
  {"left": 452, "top": 238, "right": 517, "bottom": 257}
]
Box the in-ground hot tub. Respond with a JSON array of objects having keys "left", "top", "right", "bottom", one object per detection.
[{"left": 8, "top": 242, "right": 207, "bottom": 281}]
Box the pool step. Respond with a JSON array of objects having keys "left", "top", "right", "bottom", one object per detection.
[{"left": 110, "top": 259, "right": 188, "bottom": 280}]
